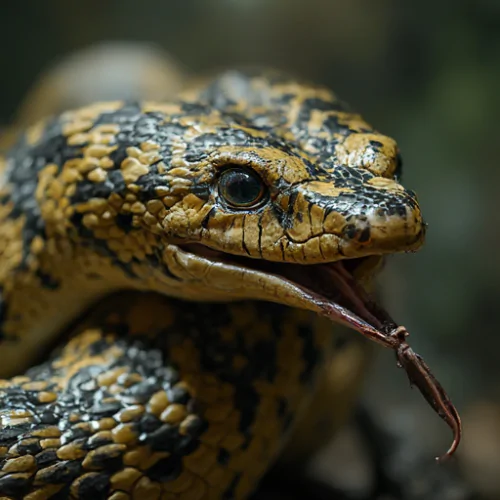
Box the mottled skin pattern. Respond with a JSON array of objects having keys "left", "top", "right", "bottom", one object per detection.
[
  {"left": 0, "top": 294, "right": 337, "bottom": 499},
  {"left": 0, "top": 70, "right": 425, "bottom": 499}
]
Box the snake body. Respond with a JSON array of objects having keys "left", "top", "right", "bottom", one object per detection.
[{"left": 0, "top": 69, "right": 425, "bottom": 499}]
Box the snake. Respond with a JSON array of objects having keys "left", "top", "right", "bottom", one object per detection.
[{"left": 0, "top": 66, "right": 455, "bottom": 500}]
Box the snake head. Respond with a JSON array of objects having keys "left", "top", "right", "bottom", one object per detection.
[
  {"left": 128, "top": 100, "right": 426, "bottom": 316},
  {"left": 36, "top": 96, "right": 423, "bottom": 312},
  {"left": 153, "top": 113, "right": 425, "bottom": 266}
]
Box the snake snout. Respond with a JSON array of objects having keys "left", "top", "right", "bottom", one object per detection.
[
  {"left": 280, "top": 176, "right": 425, "bottom": 262},
  {"left": 340, "top": 200, "right": 426, "bottom": 257}
]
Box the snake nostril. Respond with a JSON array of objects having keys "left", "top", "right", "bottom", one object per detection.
[
  {"left": 358, "top": 226, "right": 371, "bottom": 243},
  {"left": 343, "top": 224, "right": 371, "bottom": 244},
  {"left": 344, "top": 224, "right": 358, "bottom": 239}
]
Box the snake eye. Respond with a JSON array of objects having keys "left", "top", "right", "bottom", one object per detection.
[{"left": 218, "top": 167, "right": 267, "bottom": 209}]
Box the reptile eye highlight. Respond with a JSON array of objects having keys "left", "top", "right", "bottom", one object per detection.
[{"left": 218, "top": 167, "right": 267, "bottom": 209}]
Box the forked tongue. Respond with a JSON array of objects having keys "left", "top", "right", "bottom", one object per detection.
[{"left": 310, "top": 262, "right": 462, "bottom": 462}]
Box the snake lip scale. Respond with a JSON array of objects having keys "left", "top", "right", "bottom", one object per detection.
[{"left": 179, "top": 243, "right": 462, "bottom": 460}]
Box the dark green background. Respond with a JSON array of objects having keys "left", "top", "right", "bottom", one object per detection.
[{"left": 1, "top": 1, "right": 499, "bottom": 496}]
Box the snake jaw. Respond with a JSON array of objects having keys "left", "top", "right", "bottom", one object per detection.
[{"left": 172, "top": 242, "right": 387, "bottom": 338}]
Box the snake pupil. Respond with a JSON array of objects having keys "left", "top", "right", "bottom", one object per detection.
[{"left": 219, "top": 167, "right": 266, "bottom": 208}]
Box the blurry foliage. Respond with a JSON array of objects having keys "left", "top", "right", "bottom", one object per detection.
[{"left": 1, "top": 0, "right": 499, "bottom": 496}]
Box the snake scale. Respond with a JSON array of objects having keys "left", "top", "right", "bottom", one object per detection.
[{"left": 0, "top": 68, "right": 437, "bottom": 499}]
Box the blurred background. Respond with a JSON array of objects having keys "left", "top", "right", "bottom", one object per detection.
[{"left": 1, "top": 1, "right": 499, "bottom": 498}]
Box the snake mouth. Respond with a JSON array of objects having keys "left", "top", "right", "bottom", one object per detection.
[{"left": 178, "top": 243, "right": 391, "bottom": 336}]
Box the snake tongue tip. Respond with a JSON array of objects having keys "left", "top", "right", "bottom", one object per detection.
[{"left": 436, "top": 432, "right": 461, "bottom": 463}]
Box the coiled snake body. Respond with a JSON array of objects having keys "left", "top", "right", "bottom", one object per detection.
[{"left": 0, "top": 69, "right": 425, "bottom": 499}]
